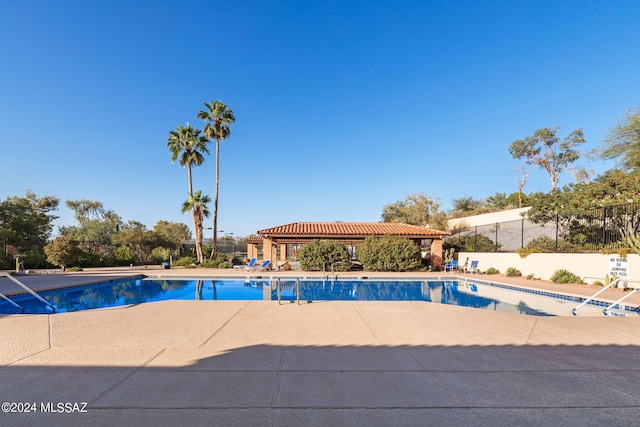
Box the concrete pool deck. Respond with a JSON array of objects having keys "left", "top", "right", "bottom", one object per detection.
[{"left": 2, "top": 267, "right": 640, "bottom": 425}]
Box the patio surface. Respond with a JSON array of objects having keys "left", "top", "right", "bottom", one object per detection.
[{"left": 1, "top": 267, "right": 640, "bottom": 426}]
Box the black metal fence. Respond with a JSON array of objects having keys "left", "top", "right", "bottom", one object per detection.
[{"left": 445, "top": 202, "right": 640, "bottom": 253}]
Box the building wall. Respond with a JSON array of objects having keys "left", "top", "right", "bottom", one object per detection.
[{"left": 459, "top": 251, "right": 640, "bottom": 283}]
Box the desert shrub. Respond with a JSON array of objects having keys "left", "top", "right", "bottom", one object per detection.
[
  {"left": 200, "top": 254, "right": 234, "bottom": 269},
  {"left": 113, "top": 246, "right": 138, "bottom": 266},
  {"left": 550, "top": 269, "right": 583, "bottom": 284},
  {"left": 506, "top": 267, "right": 522, "bottom": 277},
  {"left": 78, "top": 250, "right": 116, "bottom": 268},
  {"left": 299, "top": 240, "right": 351, "bottom": 271},
  {"left": 592, "top": 280, "right": 604, "bottom": 286},
  {"left": 485, "top": 267, "right": 499, "bottom": 275},
  {"left": 526, "top": 274, "right": 534, "bottom": 280},
  {"left": 0, "top": 254, "right": 9, "bottom": 270},
  {"left": 174, "top": 256, "right": 197, "bottom": 267},
  {"left": 357, "top": 235, "right": 422, "bottom": 272},
  {"left": 520, "top": 235, "right": 585, "bottom": 255},
  {"left": 22, "top": 250, "right": 50, "bottom": 269},
  {"left": 200, "top": 253, "right": 235, "bottom": 268},
  {"left": 67, "top": 266, "right": 83, "bottom": 272},
  {"left": 151, "top": 247, "right": 171, "bottom": 264}
]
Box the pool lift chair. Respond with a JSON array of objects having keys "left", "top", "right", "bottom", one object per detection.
[{"left": 0, "top": 272, "right": 56, "bottom": 313}]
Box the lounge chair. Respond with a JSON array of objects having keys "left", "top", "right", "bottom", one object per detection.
[
  {"left": 234, "top": 257, "right": 257, "bottom": 270},
  {"left": 444, "top": 259, "right": 458, "bottom": 272},
  {"left": 467, "top": 260, "right": 479, "bottom": 274},
  {"left": 254, "top": 260, "right": 271, "bottom": 271}
]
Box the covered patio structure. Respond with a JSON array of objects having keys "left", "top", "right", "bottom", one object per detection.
[{"left": 246, "top": 222, "right": 450, "bottom": 269}]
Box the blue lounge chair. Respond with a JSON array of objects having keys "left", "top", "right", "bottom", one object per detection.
[
  {"left": 234, "top": 257, "right": 257, "bottom": 270},
  {"left": 467, "top": 260, "right": 479, "bottom": 274},
  {"left": 444, "top": 259, "right": 458, "bottom": 272},
  {"left": 255, "top": 260, "right": 271, "bottom": 271}
]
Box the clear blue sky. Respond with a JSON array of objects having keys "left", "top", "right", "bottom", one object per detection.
[{"left": 1, "top": 0, "right": 639, "bottom": 238}]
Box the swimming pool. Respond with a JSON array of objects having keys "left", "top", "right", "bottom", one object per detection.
[{"left": 2, "top": 276, "right": 634, "bottom": 316}]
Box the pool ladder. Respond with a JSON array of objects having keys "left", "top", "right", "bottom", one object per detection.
[
  {"left": 572, "top": 276, "right": 640, "bottom": 316},
  {"left": 0, "top": 273, "right": 56, "bottom": 313},
  {"left": 276, "top": 278, "right": 303, "bottom": 305}
]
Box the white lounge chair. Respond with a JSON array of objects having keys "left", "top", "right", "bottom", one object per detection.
[
  {"left": 253, "top": 260, "right": 271, "bottom": 271},
  {"left": 234, "top": 257, "right": 257, "bottom": 270}
]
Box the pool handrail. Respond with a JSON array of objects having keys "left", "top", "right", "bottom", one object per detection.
[
  {"left": 0, "top": 290, "right": 23, "bottom": 313},
  {"left": 603, "top": 285, "right": 640, "bottom": 316},
  {"left": 572, "top": 276, "right": 640, "bottom": 316},
  {"left": 0, "top": 273, "right": 56, "bottom": 312}
]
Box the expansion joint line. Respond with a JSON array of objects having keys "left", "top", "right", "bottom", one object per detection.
[
  {"left": 524, "top": 317, "right": 539, "bottom": 346},
  {"left": 89, "top": 348, "right": 167, "bottom": 406},
  {"left": 198, "top": 301, "right": 251, "bottom": 348},
  {"left": 351, "top": 303, "right": 383, "bottom": 345},
  {"left": 48, "top": 313, "right": 53, "bottom": 348}
]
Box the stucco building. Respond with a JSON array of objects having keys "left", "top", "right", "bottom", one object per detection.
[{"left": 246, "top": 222, "right": 450, "bottom": 268}]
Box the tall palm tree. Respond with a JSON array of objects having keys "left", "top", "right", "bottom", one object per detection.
[
  {"left": 166, "top": 123, "right": 209, "bottom": 196},
  {"left": 197, "top": 101, "right": 235, "bottom": 258},
  {"left": 181, "top": 190, "right": 211, "bottom": 263}
]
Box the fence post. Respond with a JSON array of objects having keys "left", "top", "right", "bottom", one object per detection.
[{"left": 602, "top": 206, "right": 606, "bottom": 248}]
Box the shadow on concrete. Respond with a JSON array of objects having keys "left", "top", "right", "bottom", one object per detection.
[{"left": 2, "top": 343, "right": 640, "bottom": 426}]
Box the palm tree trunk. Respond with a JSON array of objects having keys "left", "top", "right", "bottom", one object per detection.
[
  {"left": 211, "top": 138, "right": 220, "bottom": 259},
  {"left": 194, "top": 212, "right": 203, "bottom": 263}
]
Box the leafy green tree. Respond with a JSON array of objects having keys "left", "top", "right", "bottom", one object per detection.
[
  {"left": 181, "top": 190, "right": 211, "bottom": 264},
  {"left": 382, "top": 193, "right": 447, "bottom": 230},
  {"left": 112, "top": 221, "right": 158, "bottom": 263},
  {"left": 506, "top": 191, "right": 530, "bottom": 208},
  {"left": 198, "top": 100, "right": 236, "bottom": 257},
  {"left": 357, "top": 235, "right": 422, "bottom": 272},
  {"left": 44, "top": 235, "right": 82, "bottom": 270},
  {"left": 0, "top": 191, "right": 59, "bottom": 253},
  {"left": 526, "top": 169, "right": 640, "bottom": 247},
  {"left": 594, "top": 105, "right": 640, "bottom": 171},
  {"left": 65, "top": 199, "right": 120, "bottom": 226},
  {"left": 61, "top": 199, "right": 121, "bottom": 261},
  {"left": 113, "top": 246, "right": 138, "bottom": 266},
  {"left": 298, "top": 240, "right": 351, "bottom": 271},
  {"left": 153, "top": 220, "right": 191, "bottom": 253},
  {"left": 151, "top": 247, "right": 171, "bottom": 264},
  {"left": 509, "top": 127, "right": 586, "bottom": 191},
  {"left": 450, "top": 196, "right": 487, "bottom": 218},
  {"left": 167, "top": 123, "right": 209, "bottom": 196}
]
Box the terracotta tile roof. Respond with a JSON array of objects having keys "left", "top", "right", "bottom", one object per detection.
[{"left": 256, "top": 222, "right": 450, "bottom": 238}]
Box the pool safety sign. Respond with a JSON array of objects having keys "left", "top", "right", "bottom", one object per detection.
[{"left": 609, "top": 256, "right": 628, "bottom": 278}]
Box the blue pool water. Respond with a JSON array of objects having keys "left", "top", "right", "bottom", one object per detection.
[{"left": 0, "top": 277, "right": 632, "bottom": 316}]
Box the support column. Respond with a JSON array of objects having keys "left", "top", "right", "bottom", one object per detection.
[
  {"left": 247, "top": 243, "right": 258, "bottom": 260},
  {"left": 263, "top": 238, "right": 275, "bottom": 263},
  {"left": 430, "top": 238, "right": 443, "bottom": 270},
  {"left": 279, "top": 243, "right": 287, "bottom": 262}
]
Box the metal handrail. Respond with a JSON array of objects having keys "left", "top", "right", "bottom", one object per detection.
[
  {"left": 276, "top": 278, "right": 302, "bottom": 305},
  {"left": 573, "top": 277, "right": 640, "bottom": 315},
  {"left": 0, "top": 273, "right": 56, "bottom": 312},
  {"left": 0, "top": 291, "right": 23, "bottom": 313},
  {"left": 603, "top": 288, "right": 640, "bottom": 316}
]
